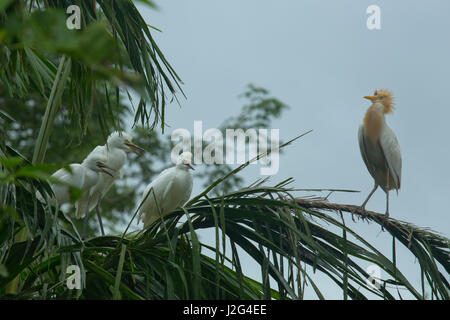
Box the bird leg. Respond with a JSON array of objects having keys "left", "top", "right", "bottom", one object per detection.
[
  {"left": 360, "top": 183, "right": 378, "bottom": 218},
  {"left": 380, "top": 190, "right": 390, "bottom": 231},
  {"left": 385, "top": 189, "right": 390, "bottom": 218},
  {"left": 96, "top": 202, "right": 105, "bottom": 236},
  {"left": 82, "top": 212, "right": 89, "bottom": 240},
  {"left": 82, "top": 194, "right": 92, "bottom": 240}
]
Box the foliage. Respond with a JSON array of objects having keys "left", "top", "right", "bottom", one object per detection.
[
  {"left": 1, "top": 147, "right": 448, "bottom": 299},
  {"left": 0, "top": 82, "right": 287, "bottom": 235},
  {"left": 0, "top": 0, "right": 181, "bottom": 137},
  {"left": 0, "top": 0, "right": 448, "bottom": 300}
]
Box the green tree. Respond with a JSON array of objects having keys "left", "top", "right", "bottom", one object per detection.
[
  {"left": 1, "top": 82, "right": 288, "bottom": 234},
  {"left": 0, "top": 1, "right": 448, "bottom": 300}
]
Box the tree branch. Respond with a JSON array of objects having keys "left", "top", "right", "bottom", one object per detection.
[
  {"left": 294, "top": 198, "right": 386, "bottom": 221},
  {"left": 293, "top": 197, "right": 450, "bottom": 258}
]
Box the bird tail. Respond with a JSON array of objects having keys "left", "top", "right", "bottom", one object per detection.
[
  {"left": 136, "top": 210, "right": 143, "bottom": 225},
  {"left": 142, "top": 213, "right": 159, "bottom": 229},
  {"left": 75, "top": 192, "right": 91, "bottom": 219}
]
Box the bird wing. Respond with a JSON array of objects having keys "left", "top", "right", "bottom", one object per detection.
[
  {"left": 86, "top": 146, "right": 127, "bottom": 211},
  {"left": 158, "top": 167, "right": 174, "bottom": 179},
  {"left": 137, "top": 169, "right": 176, "bottom": 227},
  {"left": 379, "top": 125, "right": 402, "bottom": 190},
  {"left": 137, "top": 182, "right": 159, "bottom": 226},
  {"left": 161, "top": 178, "right": 175, "bottom": 205},
  {"left": 52, "top": 164, "right": 78, "bottom": 181},
  {"left": 75, "top": 169, "right": 99, "bottom": 219},
  {"left": 75, "top": 190, "right": 91, "bottom": 219},
  {"left": 52, "top": 168, "right": 68, "bottom": 180},
  {"left": 179, "top": 173, "right": 193, "bottom": 206},
  {"left": 48, "top": 168, "right": 70, "bottom": 204},
  {"left": 162, "top": 170, "right": 192, "bottom": 212},
  {"left": 88, "top": 173, "right": 115, "bottom": 211},
  {"left": 88, "top": 145, "right": 107, "bottom": 158},
  {"left": 137, "top": 181, "right": 156, "bottom": 224},
  {"left": 358, "top": 124, "right": 378, "bottom": 179},
  {"left": 85, "top": 146, "right": 112, "bottom": 211},
  {"left": 50, "top": 164, "right": 85, "bottom": 205}
]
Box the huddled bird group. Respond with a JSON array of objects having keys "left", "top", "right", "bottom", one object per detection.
[
  {"left": 41, "top": 88, "right": 402, "bottom": 237},
  {"left": 41, "top": 131, "right": 194, "bottom": 238}
]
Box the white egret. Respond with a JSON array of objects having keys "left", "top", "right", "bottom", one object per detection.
[
  {"left": 358, "top": 89, "right": 402, "bottom": 217},
  {"left": 80, "top": 131, "right": 144, "bottom": 235},
  {"left": 41, "top": 153, "right": 114, "bottom": 235},
  {"left": 137, "top": 152, "right": 194, "bottom": 228}
]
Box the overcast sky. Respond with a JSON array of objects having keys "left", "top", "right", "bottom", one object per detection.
[{"left": 134, "top": 0, "right": 450, "bottom": 299}]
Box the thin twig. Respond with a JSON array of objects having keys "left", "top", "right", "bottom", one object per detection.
[{"left": 292, "top": 198, "right": 449, "bottom": 244}]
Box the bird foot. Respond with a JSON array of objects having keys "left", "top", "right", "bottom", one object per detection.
[
  {"left": 380, "top": 212, "right": 390, "bottom": 231},
  {"left": 358, "top": 205, "right": 369, "bottom": 221}
]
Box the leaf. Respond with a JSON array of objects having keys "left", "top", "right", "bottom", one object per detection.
[
  {"left": 0, "top": 157, "right": 24, "bottom": 168},
  {"left": 0, "top": 109, "right": 17, "bottom": 123},
  {"left": 0, "top": 264, "right": 7, "bottom": 278},
  {"left": 0, "top": 237, "right": 40, "bottom": 288},
  {"left": 113, "top": 243, "right": 127, "bottom": 300},
  {"left": 0, "top": 0, "right": 14, "bottom": 12}
]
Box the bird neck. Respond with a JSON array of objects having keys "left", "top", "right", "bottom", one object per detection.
[
  {"left": 81, "top": 162, "right": 98, "bottom": 173},
  {"left": 107, "top": 146, "right": 126, "bottom": 156},
  {"left": 176, "top": 164, "right": 190, "bottom": 172},
  {"left": 363, "top": 104, "right": 385, "bottom": 145},
  {"left": 105, "top": 141, "right": 122, "bottom": 150}
]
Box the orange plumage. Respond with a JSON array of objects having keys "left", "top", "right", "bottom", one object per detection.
[{"left": 358, "top": 89, "right": 402, "bottom": 218}]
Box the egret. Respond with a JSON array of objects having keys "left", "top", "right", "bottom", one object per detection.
[
  {"left": 43, "top": 154, "right": 114, "bottom": 224},
  {"left": 137, "top": 152, "right": 194, "bottom": 228},
  {"left": 80, "top": 131, "right": 144, "bottom": 235},
  {"left": 358, "top": 89, "right": 402, "bottom": 217}
]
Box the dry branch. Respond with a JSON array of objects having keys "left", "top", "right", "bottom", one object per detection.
[{"left": 292, "top": 198, "right": 450, "bottom": 263}]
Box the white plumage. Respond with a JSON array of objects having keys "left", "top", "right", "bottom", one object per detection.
[
  {"left": 137, "top": 152, "right": 194, "bottom": 228},
  {"left": 43, "top": 153, "right": 113, "bottom": 219},
  {"left": 82, "top": 132, "right": 143, "bottom": 212},
  {"left": 77, "top": 131, "right": 143, "bottom": 235}
]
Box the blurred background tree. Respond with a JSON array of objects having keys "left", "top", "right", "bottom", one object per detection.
[
  {"left": 0, "top": 0, "right": 447, "bottom": 301},
  {"left": 0, "top": 82, "right": 288, "bottom": 235}
]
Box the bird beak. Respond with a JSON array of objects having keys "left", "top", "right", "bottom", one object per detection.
[
  {"left": 186, "top": 163, "right": 195, "bottom": 170},
  {"left": 97, "top": 163, "right": 115, "bottom": 177},
  {"left": 125, "top": 142, "right": 145, "bottom": 156},
  {"left": 364, "top": 95, "right": 376, "bottom": 101}
]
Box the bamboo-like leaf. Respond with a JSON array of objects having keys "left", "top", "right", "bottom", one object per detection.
[
  {"left": 32, "top": 55, "right": 71, "bottom": 164},
  {"left": 112, "top": 243, "right": 127, "bottom": 300}
]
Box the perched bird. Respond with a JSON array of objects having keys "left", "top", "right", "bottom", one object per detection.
[
  {"left": 137, "top": 152, "right": 194, "bottom": 228},
  {"left": 358, "top": 89, "right": 402, "bottom": 217},
  {"left": 43, "top": 153, "right": 114, "bottom": 220},
  {"left": 80, "top": 131, "right": 144, "bottom": 235}
]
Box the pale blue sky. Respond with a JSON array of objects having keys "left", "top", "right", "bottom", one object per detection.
[{"left": 134, "top": 0, "right": 450, "bottom": 299}]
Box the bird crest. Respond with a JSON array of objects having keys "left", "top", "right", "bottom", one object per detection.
[
  {"left": 108, "top": 131, "right": 133, "bottom": 142},
  {"left": 373, "top": 89, "right": 395, "bottom": 114}
]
